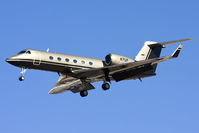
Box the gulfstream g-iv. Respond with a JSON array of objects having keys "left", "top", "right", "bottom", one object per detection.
[{"left": 6, "top": 39, "right": 193, "bottom": 97}]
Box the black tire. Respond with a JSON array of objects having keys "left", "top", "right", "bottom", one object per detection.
[
  {"left": 80, "top": 90, "right": 88, "bottom": 97},
  {"left": 19, "top": 76, "right": 24, "bottom": 81},
  {"left": 102, "top": 83, "right": 110, "bottom": 91}
]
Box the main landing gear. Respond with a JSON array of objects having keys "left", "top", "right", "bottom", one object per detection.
[
  {"left": 79, "top": 82, "right": 110, "bottom": 97},
  {"left": 79, "top": 81, "right": 110, "bottom": 97},
  {"left": 102, "top": 82, "right": 110, "bottom": 91},
  {"left": 102, "top": 68, "right": 111, "bottom": 91},
  {"left": 80, "top": 90, "right": 88, "bottom": 97},
  {"left": 19, "top": 68, "right": 26, "bottom": 81}
]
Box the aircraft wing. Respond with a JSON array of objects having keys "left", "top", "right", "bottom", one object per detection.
[
  {"left": 71, "top": 45, "right": 183, "bottom": 80},
  {"left": 48, "top": 74, "right": 95, "bottom": 94}
]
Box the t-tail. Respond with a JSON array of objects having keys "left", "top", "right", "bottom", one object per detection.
[{"left": 135, "top": 38, "right": 193, "bottom": 74}]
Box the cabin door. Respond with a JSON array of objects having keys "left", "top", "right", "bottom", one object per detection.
[{"left": 33, "top": 52, "right": 41, "bottom": 65}]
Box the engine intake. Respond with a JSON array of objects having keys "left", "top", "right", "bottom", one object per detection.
[{"left": 105, "top": 54, "right": 134, "bottom": 66}]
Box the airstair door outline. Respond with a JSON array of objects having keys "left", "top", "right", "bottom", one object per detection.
[{"left": 33, "top": 52, "right": 41, "bottom": 65}]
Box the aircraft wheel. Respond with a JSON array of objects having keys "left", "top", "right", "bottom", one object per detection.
[
  {"left": 102, "top": 83, "right": 110, "bottom": 91},
  {"left": 19, "top": 76, "right": 25, "bottom": 81},
  {"left": 80, "top": 90, "right": 88, "bottom": 97}
]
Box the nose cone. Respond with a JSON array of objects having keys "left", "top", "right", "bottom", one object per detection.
[
  {"left": 6, "top": 57, "right": 13, "bottom": 64},
  {"left": 5, "top": 55, "right": 22, "bottom": 67}
]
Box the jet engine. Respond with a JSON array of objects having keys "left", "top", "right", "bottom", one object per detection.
[{"left": 105, "top": 54, "right": 134, "bottom": 66}]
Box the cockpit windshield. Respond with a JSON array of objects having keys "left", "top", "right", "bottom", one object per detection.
[
  {"left": 18, "top": 50, "right": 31, "bottom": 54},
  {"left": 18, "top": 50, "right": 26, "bottom": 54}
]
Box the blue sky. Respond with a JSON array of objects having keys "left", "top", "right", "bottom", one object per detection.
[{"left": 0, "top": 0, "right": 198, "bottom": 133}]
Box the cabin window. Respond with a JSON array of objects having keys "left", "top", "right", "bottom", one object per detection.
[
  {"left": 89, "top": 62, "right": 93, "bottom": 65},
  {"left": 65, "top": 58, "right": 69, "bottom": 62},
  {"left": 81, "top": 60, "right": 85, "bottom": 64},
  {"left": 49, "top": 56, "right": 54, "bottom": 60},
  {"left": 57, "top": 57, "right": 61, "bottom": 61},
  {"left": 73, "top": 59, "right": 77, "bottom": 63}
]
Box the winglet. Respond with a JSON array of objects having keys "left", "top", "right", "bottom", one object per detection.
[{"left": 172, "top": 44, "right": 183, "bottom": 58}]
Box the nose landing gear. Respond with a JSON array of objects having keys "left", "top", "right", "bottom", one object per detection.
[
  {"left": 19, "top": 76, "right": 25, "bottom": 81},
  {"left": 19, "top": 68, "right": 26, "bottom": 81}
]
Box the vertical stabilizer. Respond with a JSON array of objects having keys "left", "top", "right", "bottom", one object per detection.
[
  {"left": 135, "top": 41, "right": 163, "bottom": 73},
  {"left": 135, "top": 41, "right": 162, "bottom": 61}
]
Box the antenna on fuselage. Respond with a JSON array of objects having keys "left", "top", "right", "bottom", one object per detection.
[{"left": 46, "top": 48, "right": 50, "bottom": 52}]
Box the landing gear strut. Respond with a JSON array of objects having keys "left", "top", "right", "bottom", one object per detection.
[
  {"left": 102, "top": 68, "right": 111, "bottom": 91},
  {"left": 80, "top": 90, "right": 88, "bottom": 97},
  {"left": 19, "top": 67, "right": 26, "bottom": 81}
]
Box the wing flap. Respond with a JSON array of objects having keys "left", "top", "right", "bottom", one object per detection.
[
  {"left": 112, "top": 64, "right": 154, "bottom": 81},
  {"left": 71, "top": 82, "right": 95, "bottom": 93}
]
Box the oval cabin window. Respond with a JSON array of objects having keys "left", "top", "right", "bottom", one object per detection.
[
  {"left": 65, "top": 58, "right": 69, "bottom": 62},
  {"left": 89, "top": 62, "right": 93, "bottom": 65},
  {"left": 57, "top": 57, "right": 61, "bottom": 61},
  {"left": 81, "top": 60, "right": 85, "bottom": 64},
  {"left": 73, "top": 59, "right": 77, "bottom": 63},
  {"left": 49, "top": 56, "right": 54, "bottom": 60}
]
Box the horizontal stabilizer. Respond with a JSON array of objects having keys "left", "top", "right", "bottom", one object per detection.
[
  {"left": 148, "top": 38, "right": 193, "bottom": 47},
  {"left": 172, "top": 44, "right": 183, "bottom": 58}
]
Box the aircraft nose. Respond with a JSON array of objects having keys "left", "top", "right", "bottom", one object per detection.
[
  {"left": 5, "top": 55, "right": 21, "bottom": 67},
  {"left": 6, "top": 57, "right": 12, "bottom": 63},
  {"left": 6, "top": 54, "right": 21, "bottom": 63}
]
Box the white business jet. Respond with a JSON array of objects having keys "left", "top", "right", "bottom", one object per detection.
[{"left": 6, "top": 38, "right": 193, "bottom": 97}]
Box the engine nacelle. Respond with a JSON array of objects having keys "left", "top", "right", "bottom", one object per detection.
[{"left": 105, "top": 54, "right": 134, "bottom": 66}]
